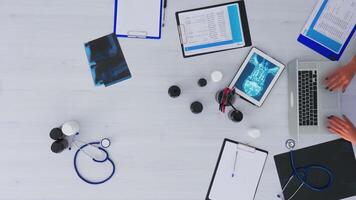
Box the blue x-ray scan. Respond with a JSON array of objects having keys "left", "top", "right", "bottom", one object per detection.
[
  {"left": 85, "top": 33, "right": 131, "bottom": 87},
  {"left": 235, "top": 53, "right": 279, "bottom": 101}
]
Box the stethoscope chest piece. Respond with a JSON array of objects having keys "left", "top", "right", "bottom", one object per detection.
[
  {"left": 286, "top": 139, "right": 296, "bottom": 150},
  {"left": 101, "top": 138, "right": 111, "bottom": 148}
]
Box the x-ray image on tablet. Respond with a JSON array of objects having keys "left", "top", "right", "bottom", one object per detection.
[{"left": 229, "top": 48, "right": 285, "bottom": 107}]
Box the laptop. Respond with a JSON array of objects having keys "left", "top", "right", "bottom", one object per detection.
[{"left": 288, "top": 59, "right": 341, "bottom": 141}]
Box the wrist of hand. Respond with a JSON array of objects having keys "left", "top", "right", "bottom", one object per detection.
[{"left": 350, "top": 56, "right": 356, "bottom": 72}]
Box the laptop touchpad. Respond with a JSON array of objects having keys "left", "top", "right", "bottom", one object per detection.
[{"left": 320, "top": 89, "right": 340, "bottom": 111}]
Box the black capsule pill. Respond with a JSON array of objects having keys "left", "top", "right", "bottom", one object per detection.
[
  {"left": 198, "top": 78, "right": 207, "bottom": 87},
  {"left": 50, "top": 128, "right": 64, "bottom": 140},
  {"left": 190, "top": 101, "right": 203, "bottom": 114},
  {"left": 168, "top": 85, "right": 181, "bottom": 98}
]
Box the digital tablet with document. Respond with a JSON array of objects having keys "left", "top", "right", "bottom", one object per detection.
[{"left": 228, "top": 48, "right": 285, "bottom": 107}]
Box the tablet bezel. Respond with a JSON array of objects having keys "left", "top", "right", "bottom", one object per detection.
[{"left": 228, "top": 47, "right": 285, "bottom": 107}]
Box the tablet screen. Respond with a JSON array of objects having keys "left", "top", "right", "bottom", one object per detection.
[{"left": 229, "top": 48, "right": 285, "bottom": 107}]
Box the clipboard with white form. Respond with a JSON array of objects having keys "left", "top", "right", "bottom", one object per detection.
[
  {"left": 297, "top": 0, "right": 356, "bottom": 61},
  {"left": 206, "top": 139, "right": 268, "bottom": 200},
  {"left": 176, "top": 1, "right": 252, "bottom": 58},
  {"left": 113, "top": 0, "right": 163, "bottom": 39}
]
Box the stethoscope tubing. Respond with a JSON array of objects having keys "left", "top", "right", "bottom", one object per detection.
[
  {"left": 288, "top": 150, "right": 334, "bottom": 191},
  {"left": 73, "top": 141, "right": 116, "bottom": 185}
]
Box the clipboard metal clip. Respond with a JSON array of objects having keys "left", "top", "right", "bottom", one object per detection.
[
  {"left": 237, "top": 143, "right": 256, "bottom": 153},
  {"left": 127, "top": 30, "right": 148, "bottom": 39},
  {"left": 178, "top": 25, "right": 187, "bottom": 44}
]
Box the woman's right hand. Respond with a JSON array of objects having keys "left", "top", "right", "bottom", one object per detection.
[
  {"left": 325, "top": 56, "right": 356, "bottom": 93},
  {"left": 328, "top": 115, "right": 356, "bottom": 144}
]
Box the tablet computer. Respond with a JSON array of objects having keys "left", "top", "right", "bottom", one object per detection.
[
  {"left": 228, "top": 47, "right": 285, "bottom": 107},
  {"left": 297, "top": 0, "right": 355, "bottom": 61}
]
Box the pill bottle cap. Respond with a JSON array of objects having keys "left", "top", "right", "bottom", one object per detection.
[
  {"left": 190, "top": 101, "right": 203, "bottom": 114},
  {"left": 229, "top": 110, "right": 243, "bottom": 122},
  {"left": 198, "top": 78, "right": 207, "bottom": 87},
  {"left": 168, "top": 85, "right": 181, "bottom": 98},
  {"left": 211, "top": 71, "right": 223, "bottom": 82},
  {"left": 61, "top": 121, "right": 80, "bottom": 136},
  {"left": 51, "top": 139, "right": 69, "bottom": 153},
  {"left": 50, "top": 128, "right": 64, "bottom": 140}
]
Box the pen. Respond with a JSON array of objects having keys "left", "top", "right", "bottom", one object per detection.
[
  {"left": 232, "top": 150, "right": 238, "bottom": 177},
  {"left": 162, "top": 0, "right": 167, "bottom": 27}
]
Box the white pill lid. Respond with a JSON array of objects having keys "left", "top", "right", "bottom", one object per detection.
[
  {"left": 247, "top": 128, "right": 261, "bottom": 139},
  {"left": 61, "top": 121, "right": 80, "bottom": 136},
  {"left": 211, "top": 71, "right": 223, "bottom": 82}
]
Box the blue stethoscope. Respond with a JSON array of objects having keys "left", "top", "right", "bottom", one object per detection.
[
  {"left": 72, "top": 138, "right": 116, "bottom": 185},
  {"left": 277, "top": 139, "right": 334, "bottom": 200}
]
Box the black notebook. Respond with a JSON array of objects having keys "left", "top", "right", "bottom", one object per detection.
[{"left": 274, "top": 139, "right": 356, "bottom": 200}]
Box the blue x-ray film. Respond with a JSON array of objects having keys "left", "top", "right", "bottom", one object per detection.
[
  {"left": 235, "top": 53, "right": 279, "bottom": 101},
  {"left": 84, "top": 33, "right": 131, "bottom": 87}
]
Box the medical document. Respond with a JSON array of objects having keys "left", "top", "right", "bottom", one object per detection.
[
  {"left": 207, "top": 140, "right": 267, "bottom": 200},
  {"left": 177, "top": 2, "right": 246, "bottom": 57},
  {"left": 302, "top": 0, "right": 356, "bottom": 53},
  {"left": 114, "top": 0, "right": 162, "bottom": 39}
]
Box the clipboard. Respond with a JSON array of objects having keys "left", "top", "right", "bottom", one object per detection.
[
  {"left": 176, "top": 1, "right": 251, "bottom": 58},
  {"left": 206, "top": 139, "right": 268, "bottom": 200},
  {"left": 113, "top": 0, "right": 163, "bottom": 39},
  {"left": 297, "top": 0, "right": 356, "bottom": 61}
]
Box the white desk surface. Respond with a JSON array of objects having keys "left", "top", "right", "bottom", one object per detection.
[{"left": 0, "top": 0, "right": 355, "bottom": 199}]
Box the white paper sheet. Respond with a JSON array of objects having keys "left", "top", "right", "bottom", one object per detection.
[
  {"left": 208, "top": 141, "right": 267, "bottom": 200},
  {"left": 177, "top": 3, "right": 245, "bottom": 56},
  {"left": 179, "top": 7, "right": 233, "bottom": 46},
  {"left": 301, "top": 0, "right": 356, "bottom": 53},
  {"left": 314, "top": 0, "right": 355, "bottom": 44},
  {"left": 114, "top": 0, "right": 162, "bottom": 38}
]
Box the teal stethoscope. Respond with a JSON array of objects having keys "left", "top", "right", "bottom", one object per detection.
[
  {"left": 277, "top": 139, "right": 334, "bottom": 200},
  {"left": 71, "top": 138, "right": 116, "bottom": 185}
]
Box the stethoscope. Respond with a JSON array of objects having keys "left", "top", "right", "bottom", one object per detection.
[
  {"left": 72, "top": 138, "right": 116, "bottom": 185},
  {"left": 277, "top": 139, "right": 334, "bottom": 200}
]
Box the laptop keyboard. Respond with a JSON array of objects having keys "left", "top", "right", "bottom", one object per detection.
[{"left": 298, "top": 70, "right": 318, "bottom": 126}]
